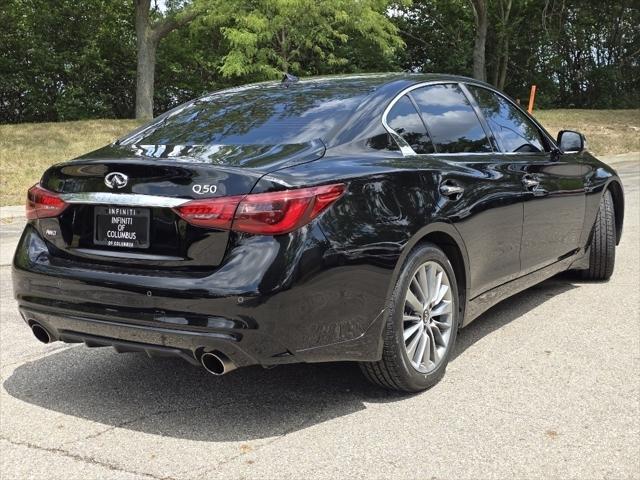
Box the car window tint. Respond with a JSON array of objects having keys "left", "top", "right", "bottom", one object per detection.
[
  {"left": 386, "top": 95, "right": 434, "bottom": 154},
  {"left": 468, "top": 86, "right": 546, "bottom": 153},
  {"left": 410, "top": 84, "right": 492, "bottom": 154},
  {"left": 120, "top": 81, "right": 374, "bottom": 146}
]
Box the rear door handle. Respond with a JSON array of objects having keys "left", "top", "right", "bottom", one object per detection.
[
  {"left": 439, "top": 183, "right": 464, "bottom": 197},
  {"left": 522, "top": 176, "right": 540, "bottom": 189}
]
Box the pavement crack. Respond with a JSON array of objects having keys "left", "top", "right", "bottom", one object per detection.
[
  {"left": 66, "top": 403, "right": 208, "bottom": 445},
  {"left": 0, "top": 436, "right": 178, "bottom": 480}
]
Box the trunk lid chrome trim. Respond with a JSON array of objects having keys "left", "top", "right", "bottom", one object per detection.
[{"left": 59, "top": 192, "right": 189, "bottom": 208}]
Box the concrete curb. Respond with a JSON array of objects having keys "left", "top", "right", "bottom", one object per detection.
[{"left": 1, "top": 152, "right": 637, "bottom": 223}]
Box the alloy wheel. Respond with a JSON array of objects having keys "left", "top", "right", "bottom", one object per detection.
[{"left": 402, "top": 260, "right": 454, "bottom": 373}]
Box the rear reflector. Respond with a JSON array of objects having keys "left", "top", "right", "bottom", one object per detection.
[
  {"left": 173, "top": 183, "right": 346, "bottom": 235},
  {"left": 26, "top": 184, "right": 68, "bottom": 220}
]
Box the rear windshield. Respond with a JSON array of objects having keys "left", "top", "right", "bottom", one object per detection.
[{"left": 121, "top": 81, "right": 371, "bottom": 146}]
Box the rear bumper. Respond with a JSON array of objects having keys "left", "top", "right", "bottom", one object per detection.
[
  {"left": 13, "top": 223, "right": 390, "bottom": 367},
  {"left": 18, "top": 306, "right": 279, "bottom": 368}
]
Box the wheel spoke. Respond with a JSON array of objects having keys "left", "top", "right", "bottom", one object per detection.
[
  {"left": 426, "top": 326, "right": 437, "bottom": 363},
  {"left": 426, "top": 265, "right": 438, "bottom": 303},
  {"left": 421, "top": 332, "right": 431, "bottom": 366},
  {"left": 429, "top": 328, "right": 440, "bottom": 363},
  {"left": 410, "top": 277, "right": 427, "bottom": 304},
  {"left": 433, "top": 283, "right": 449, "bottom": 306},
  {"left": 403, "top": 321, "right": 421, "bottom": 341},
  {"left": 431, "top": 300, "right": 452, "bottom": 316},
  {"left": 406, "top": 324, "right": 423, "bottom": 358},
  {"left": 417, "top": 266, "right": 429, "bottom": 302},
  {"left": 431, "top": 324, "right": 445, "bottom": 346},
  {"left": 415, "top": 331, "right": 427, "bottom": 365},
  {"left": 432, "top": 320, "right": 451, "bottom": 331},
  {"left": 431, "top": 271, "right": 443, "bottom": 305},
  {"left": 405, "top": 289, "right": 423, "bottom": 314}
]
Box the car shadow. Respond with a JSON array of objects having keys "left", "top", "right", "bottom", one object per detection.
[
  {"left": 452, "top": 274, "right": 579, "bottom": 361},
  {"left": 3, "top": 275, "right": 579, "bottom": 442}
]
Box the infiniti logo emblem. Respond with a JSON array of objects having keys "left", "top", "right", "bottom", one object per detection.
[{"left": 104, "top": 172, "right": 128, "bottom": 189}]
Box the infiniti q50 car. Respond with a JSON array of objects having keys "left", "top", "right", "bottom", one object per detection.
[{"left": 12, "top": 73, "right": 624, "bottom": 392}]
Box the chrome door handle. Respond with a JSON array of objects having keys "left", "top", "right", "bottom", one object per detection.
[
  {"left": 439, "top": 184, "right": 464, "bottom": 197},
  {"left": 522, "top": 177, "right": 540, "bottom": 189}
]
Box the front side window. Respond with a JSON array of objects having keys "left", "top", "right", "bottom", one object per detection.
[
  {"left": 386, "top": 95, "right": 434, "bottom": 154},
  {"left": 468, "top": 86, "right": 547, "bottom": 153},
  {"left": 410, "top": 84, "right": 492, "bottom": 154}
]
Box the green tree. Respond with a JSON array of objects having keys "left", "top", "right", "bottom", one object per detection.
[
  {"left": 0, "top": 0, "right": 136, "bottom": 122},
  {"left": 391, "top": 0, "right": 474, "bottom": 75},
  {"left": 199, "top": 0, "right": 405, "bottom": 81}
]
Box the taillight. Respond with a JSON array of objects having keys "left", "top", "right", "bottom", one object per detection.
[
  {"left": 173, "top": 183, "right": 346, "bottom": 235},
  {"left": 170, "top": 195, "right": 244, "bottom": 230},
  {"left": 26, "top": 184, "right": 68, "bottom": 220}
]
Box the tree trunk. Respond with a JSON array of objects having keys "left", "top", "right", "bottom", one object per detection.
[
  {"left": 496, "top": 0, "right": 513, "bottom": 90},
  {"left": 135, "top": 0, "right": 155, "bottom": 120},
  {"left": 136, "top": 34, "right": 157, "bottom": 120},
  {"left": 498, "top": 36, "right": 509, "bottom": 90},
  {"left": 134, "top": 0, "right": 199, "bottom": 120},
  {"left": 470, "top": 0, "right": 488, "bottom": 81}
]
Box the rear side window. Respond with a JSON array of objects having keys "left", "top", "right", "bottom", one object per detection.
[
  {"left": 386, "top": 95, "right": 434, "bottom": 154},
  {"left": 410, "top": 84, "right": 492, "bottom": 154},
  {"left": 467, "top": 86, "right": 547, "bottom": 153}
]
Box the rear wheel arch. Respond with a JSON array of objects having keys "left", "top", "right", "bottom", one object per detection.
[{"left": 389, "top": 224, "right": 470, "bottom": 321}]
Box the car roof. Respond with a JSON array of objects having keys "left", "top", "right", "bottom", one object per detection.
[
  {"left": 298, "top": 72, "right": 480, "bottom": 86},
  {"left": 216, "top": 72, "right": 486, "bottom": 98}
]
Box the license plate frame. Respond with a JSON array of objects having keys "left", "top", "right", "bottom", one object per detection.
[{"left": 94, "top": 206, "right": 150, "bottom": 249}]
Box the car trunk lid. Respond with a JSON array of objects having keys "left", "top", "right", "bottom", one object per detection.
[{"left": 37, "top": 141, "right": 325, "bottom": 269}]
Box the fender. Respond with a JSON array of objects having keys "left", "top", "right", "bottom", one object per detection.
[{"left": 384, "top": 220, "right": 471, "bottom": 314}]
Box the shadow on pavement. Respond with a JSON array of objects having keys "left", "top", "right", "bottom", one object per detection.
[
  {"left": 452, "top": 275, "right": 578, "bottom": 361},
  {"left": 3, "top": 275, "right": 578, "bottom": 441}
]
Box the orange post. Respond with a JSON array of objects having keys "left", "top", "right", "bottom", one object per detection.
[{"left": 527, "top": 85, "right": 537, "bottom": 113}]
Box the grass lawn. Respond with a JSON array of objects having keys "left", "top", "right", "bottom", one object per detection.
[
  {"left": 534, "top": 109, "right": 640, "bottom": 156},
  {"left": 1, "top": 119, "right": 141, "bottom": 206},
  {"left": 1, "top": 110, "right": 639, "bottom": 206}
]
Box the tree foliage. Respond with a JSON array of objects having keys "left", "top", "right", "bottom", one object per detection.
[
  {"left": 1, "top": 0, "right": 136, "bottom": 122},
  {"left": 198, "top": 0, "right": 405, "bottom": 81},
  {"left": 0, "top": 0, "right": 638, "bottom": 123},
  {"left": 394, "top": 0, "right": 640, "bottom": 108}
]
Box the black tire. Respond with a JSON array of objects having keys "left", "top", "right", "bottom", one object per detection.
[
  {"left": 359, "top": 243, "right": 460, "bottom": 392},
  {"left": 580, "top": 190, "right": 616, "bottom": 281}
]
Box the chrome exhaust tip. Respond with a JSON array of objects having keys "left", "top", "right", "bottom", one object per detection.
[
  {"left": 31, "top": 323, "right": 52, "bottom": 344},
  {"left": 200, "top": 352, "right": 236, "bottom": 376}
]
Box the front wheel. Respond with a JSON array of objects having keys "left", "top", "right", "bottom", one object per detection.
[{"left": 360, "top": 243, "right": 459, "bottom": 392}]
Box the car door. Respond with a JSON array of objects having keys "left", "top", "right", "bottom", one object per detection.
[
  {"left": 406, "top": 83, "right": 527, "bottom": 298},
  {"left": 466, "top": 85, "right": 587, "bottom": 274}
]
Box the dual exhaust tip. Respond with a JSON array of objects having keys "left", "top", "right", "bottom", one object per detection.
[
  {"left": 30, "top": 322, "right": 235, "bottom": 376},
  {"left": 200, "top": 351, "right": 236, "bottom": 376},
  {"left": 31, "top": 323, "right": 52, "bottom": 344}
]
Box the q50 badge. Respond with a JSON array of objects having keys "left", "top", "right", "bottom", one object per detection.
[{"left": 192, "top": 184, "right": 217, "bottom": 195}]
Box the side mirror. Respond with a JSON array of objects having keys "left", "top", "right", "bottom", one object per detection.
[{"left": 557, "top": 130, "right": 586, "bottom": 153}]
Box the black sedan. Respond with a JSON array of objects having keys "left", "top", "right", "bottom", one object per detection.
[{"left": 12, "top": 73, "right": 624, "bottom": 392}]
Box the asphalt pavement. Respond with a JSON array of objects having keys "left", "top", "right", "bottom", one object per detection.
[{"left": 1, "top": 154, "right": 638, "bottom": 480}]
